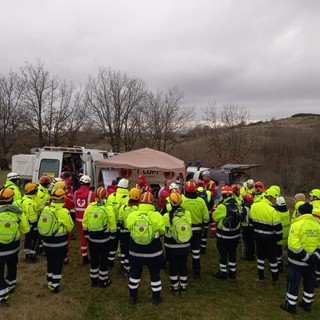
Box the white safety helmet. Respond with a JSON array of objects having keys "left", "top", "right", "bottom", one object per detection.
[
  {"left": 7, "top": 172, "right": 19, "bottom": 180},
  {"left": 52, "top": 177, "right": 63, "bottom": 184},
  {"left": 118, "top": 178, "right": 129, "bottom": 188},
  {"left": 80, "top": 175, "right": 92, "bottom": 184},
  {"left": 276, "top": 196, "right": 286, "bottom": 206},
  {"left": 169, "top": 183, "right": 179, "bottom": 190},
  {"left": 202, "top": 170, "right": 210, "bottom": 177},
  {"left": 247, "top": 179, "right": 254, "bottom": 189}
]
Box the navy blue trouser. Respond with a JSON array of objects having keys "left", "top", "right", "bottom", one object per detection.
[
  {"left": 190, "top": 231, "right": 202, "bottom": 274},
  {"left": 285, "top": 264, "right": 316, "bottom": 312},
  {"left": 0, "top": 254, "right": 18, "bottom": 301}
]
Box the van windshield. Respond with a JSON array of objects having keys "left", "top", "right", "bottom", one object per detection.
[{"left": 39, "top": 159, "right": 60, "bottom": 180}]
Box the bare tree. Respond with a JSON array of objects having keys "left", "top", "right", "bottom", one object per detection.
[
  {"left": 144, "top": 87, "right": 194, "bottom": 152},
  {"left": 0, "top": 71, "right": 24, "bottom": 162},
  {"left": 85, "top": 67, "right": 148, "bottom": 152}
]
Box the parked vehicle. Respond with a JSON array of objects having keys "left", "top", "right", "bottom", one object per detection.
[{"left": 12, "top": 146, "right": 118, "bottom": 189}]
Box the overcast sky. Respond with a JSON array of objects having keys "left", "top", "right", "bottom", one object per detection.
[{"left": 1, "top": 0, "right": 319, "bottom": 120}]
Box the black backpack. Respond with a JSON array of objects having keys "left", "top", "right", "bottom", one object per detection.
[
  {"left": 197, "top": 190, "right": 209, "bottom": 209},
  {"left": 222, "top": 201, "right": 240, "bottom": 230}
]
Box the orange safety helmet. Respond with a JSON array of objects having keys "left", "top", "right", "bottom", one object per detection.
[
  {"left": 140, "top": 191, "right": 154, "bottom": 204},
  {"left": 129, "top": 188, "right": 140, "bottom": 201},
  {"left": 0, "top": 188, "right": 14, "bottom": 203},
  {"left": 254, "top": 181, "right": 266, "bottom": 192},
  {"left": 24, "top": 182, "right": 38, "bottom": 195},
  {"left": 51, "top": 188, "right": 66, "bottom": 200},
  {"left": 169, "top": 192, "right": 182, "bottom": 206}
]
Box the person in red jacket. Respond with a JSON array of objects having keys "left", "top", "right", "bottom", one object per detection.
[
  {"left": 106, "top": 180, "right": 118, "bottom": 197},
  {"left": 74, "top": 175, "right": 95, "bottom": 264},
  {"left": 136, "top": 174, "right": 152, "bottom": 194},
  {"left": 157, "top": 179, "right": 172, "bottom": 210}
]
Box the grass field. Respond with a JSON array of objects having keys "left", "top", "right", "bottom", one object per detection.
[{"left": 0, "top": 171, "right": 319, "bottom": 320}]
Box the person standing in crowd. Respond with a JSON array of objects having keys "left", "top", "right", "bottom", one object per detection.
[
  {"left": 253, "top": 181, "right": 266, "bottom": 203},
  {"left": 107, "top": 178, "right": 130, "bottom": 268},
  {"left": 126, "top": 191, "right": 165, "bottom": 305},
  {"left": 309, "top": 189, "right": 320, "bottom": 288},
  {"left": 0, "top": 188, "right": 30, "bottom": 309},
  {"left": 82, "top": 187, "right": 116, "bottom": 288},
  {"left": 38, "top": 188, "right": 74, "bottom": 293},
  {"left": 240, "top": 179, "right": 255, "bottom": 197},
  {"left": 3, "top": 173, "right": 21, "bottom": 201},
  {"left": 275, "top": 196, "right": 290, "bottom": 272},
  {"left": 136, "top": 174, "right": 152, "bottom": 194},
  {"left": 157, "top": 179, "right": 172, "bottom": 211},
  {"left": 280, "top": 203, "right": 320, "bottom": 314},
  {"left": 213, "top": 185, "right": 241, "bottom": 280},
  {"left": 181, "top": 180, "right": 209, "bottom": 279},
  {"left": 106, "top": 180, "right": 118, "bottom": 197},
  {"left": 249, "top": 188, "right": 283, "bottom": 286},
  {"left": 202, "top": 171, "right": 218, "bottom": 201},
  {"left": 231, "top": 184, "right": 241, "bottom": 204},
  {"left": 18, "top": 183, "right": 39, "bottom": 263},
  {"left": 240, "top": 193, "right": 255, "bottom": 261},
  {"left": 118, "top": 188, "right": 140, "bottom": 275},
  {"left": 163, "top": 192, "right": 192, "bottom": 295},
  {"left": 36, "top": 175, "right": 52, "bottom": 255},
  {"left": 74, "top": 175, "right": 95, "bottom": 265}
]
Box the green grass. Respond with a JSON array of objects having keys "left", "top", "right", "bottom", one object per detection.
[{"left": 0, "top": 170, "right": 319, "bottom": 319}]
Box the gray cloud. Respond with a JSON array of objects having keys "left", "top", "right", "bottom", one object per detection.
[{"left": 1, "top": 0, "right": 320, "bottom": 120}]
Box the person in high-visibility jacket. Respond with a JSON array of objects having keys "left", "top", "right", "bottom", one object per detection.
[
  {"left": 119, "top": 188, "right": 140, "bottom": 274},
  {"left": 163, "top": 192, "right": 192, "bottom": 295},
  {"left": 280, "top": 202, "right": 320, "bottom": 314},
  {"left": 213, "top": 185, "right": 241, "bottom": 280},
  {"left": 253, "top": 181, "right": 266, "bottom": 203},
  {"left": 240, "top": 193, "right": 255, "bottom": 261},
  {"left": 82, "top": 187, "right": 116, "bottom": 288},
  {"left": 240, "top": 179, "right": 255, "bottom": 197},
  {"left": 126, "top": 191, "right": 165, "bottom": 305},
  {"left": 249, "top": 188, "right": 283, "bottom": 285},
  {"left": 39, "top": 188, "right": 74, "bottom": 293},
  {"left": 181, "top": 180, "right": 209, "bottom": 279},
  {"left": 107, "top": 178, "right": 130, "bottom": 268},
  {"left": 17, "top": 183, "right": 39, "bottom": 263},
  {"left": 3, "top": 173, "right": 21, "bottom": 201},
  {"left": 275, "top": 196, "right": 291, "bottom": 272},
  {"left": 310, "top": 189, "right": 320, "bottom": 288},
  {"left": 0, "top": 188, "right": 30, "bottom": 309},
  {"left": 36, "top": 175, "right": 52, "bottom": 256}
]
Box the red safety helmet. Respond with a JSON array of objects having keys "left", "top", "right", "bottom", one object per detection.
[
  {"left": 39, "top": 175, "right": 52, "bottom": 186},
  {"left": 185, "top": 181, "right": 197, "bottom": 192},
  {"left": 231, "top": 184, "right": 240, "bottom": 192},
  {"left": 221, "top": 185, "right": 233, "bottom": 196},
  {"left": 242, "top": 193, "right": 253, "bottom": 203},
  {"left": 254, "top": 181, "right": 266, "bottom": 192}
]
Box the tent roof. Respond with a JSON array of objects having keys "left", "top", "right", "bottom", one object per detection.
[{"left": 95, "top": 147, "right": 186, "bottom": 172}]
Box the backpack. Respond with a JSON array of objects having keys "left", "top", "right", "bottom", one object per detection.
[
  {"left": 88, "top": 205, "right": 108, "bottom": 232},
  {"left": 171, "top": 209, "right": 192, "bottom": 243},
  {"left": 0, "top": 208, "right": 20, "bottom": 244},
  {"left": 197, "top": 190, "right": 209, "bottom": 209},
  {"left": 222, "top": 201, "right": 241, "bottom": 230},
  {"left": 131, "top": 212, "right": 155, "bottom": 245},
  {"left": 38, "top": 206, "right": 59, "bottom": 236}
]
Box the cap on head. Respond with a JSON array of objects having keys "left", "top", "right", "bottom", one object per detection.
[
  {"left": 7, "top": 172, "right": 19, "bottom": 181},
  {"left": 264, "top": 188, "right": 279, "bottom": 199},
  {"left": 185, "top": 181, "right": 197, "bottom": 193},
  {"left": 294, "top": 193, "right": 306, "bottom": 202},
  {"left": 140, "top": 191, "right": 154, "bottom": 204},
  {"left": 276, "top": 196, "right": 286, "bottom": 206},
  {"left": 169, "top": 192, "right": 182, "bottom": 206},
  {"left": 118, "top": 178, "right": 129, "bottom": 188},
  {"left": 138, "top": 174, "right": 145, "bottom": 181},
  {"left": 129, "top": 188, "right": 140, "bottom": 201},
  {"left": 95, "top": 187, "right": 106, "bottom": 200},
  {"left": 0, "top": 188, "right": 14, "bottom": 203},
  {"left": 298, "top": 202, "right": 313, "bottom": 215},
  {"left": 24, "top": 182, "right": 38, "bottom": 195}
]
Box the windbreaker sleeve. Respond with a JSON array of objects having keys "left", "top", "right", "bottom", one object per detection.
[
  {"left": 82, "top": 206, "right": 89, "bottom": 231},
  {"left": 272, "top": 210, "right": 283, "bottom": 242},
  {"left": 213, "top": 203, "right": 227, "bottom": 224},
  {"left": 19, "top": 212, "right": 31, "bottom": 234},
  {"left": 58, "top": 208, "right": 74, "bottom": 233},
  {"left": 151, "top": 211, "right": 165, "bottom": 235},
  {"left": 107, "top": 205, "right": 117, "bottom": 232}
]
